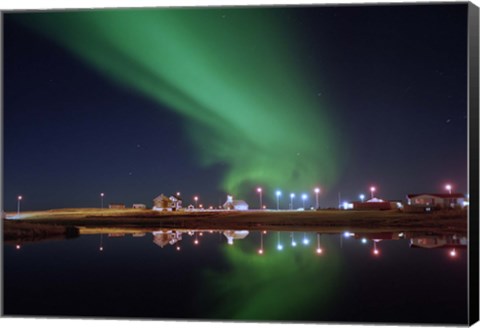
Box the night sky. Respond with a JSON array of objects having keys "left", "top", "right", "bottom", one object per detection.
[{"left": 3, "top": 4, "right": 468, "bottom": 211}]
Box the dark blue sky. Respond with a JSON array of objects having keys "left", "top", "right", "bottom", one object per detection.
[{"left": 3, "top": 4, "right": 469, "bottom": 210}]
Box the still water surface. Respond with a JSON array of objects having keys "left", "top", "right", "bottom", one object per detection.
[{"left": 4, "top": 229, "right": 467, "bottom": 324}]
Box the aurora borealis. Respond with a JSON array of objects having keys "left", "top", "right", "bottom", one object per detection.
[
  {"left": 15, "top": 8, "right": 341, "bottom": 194},
  {"left": 4, "top": 4, "right": 468, "bottom": 209}
]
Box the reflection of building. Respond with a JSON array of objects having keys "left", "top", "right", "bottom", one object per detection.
[
  {"left": 223, "top": 195, "right": 249, "bottom": 210},
  {"left": 406, "top": 193, "right": 466, "bottom": 210},
  {"left": 153, "top": 194, "right": 183, "bottom": 211},
  {"left": 410, "top": 235, "right": 467, "bottom": 249},
  {"left": 152, "top": 231, "right": 182, "bottom": 247},
  {"left": 223, "top": 230, "right": 249, "bottom": 244}
]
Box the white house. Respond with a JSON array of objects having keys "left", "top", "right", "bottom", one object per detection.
[
  {"left": 223, "top": 195, "right": 249, "bottom": 210},
  {"left": 153, "top": 194, "right": 182, "bottom": 211},
  {"left": 406, "top": 193, "right": 466, "bottom": 209},
  {"left": 132, "top": 204, "right": 146, "bottom": 209},
  {"left": 223, "top": 230, "right": 250, "bottom": 245}
]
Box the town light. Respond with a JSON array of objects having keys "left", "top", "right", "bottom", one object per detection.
[
  {"left": 359, "top": 194, "right": 365, "bottom": 202},
  {"left": 290, "top": 193, "right": 295, "bottom": 210},
  {"left": 17, "top": 195, "right": 22, "bottom": 217},
  {"left": 445, "top": 184, "right": 452, "bottom": 194},
  {"left": 194, "top": 196, "right": 199, "bottom": 208},
  {"left": 257, "top": 187, "right": 263, "bottom": 209},
  {"left": 302, "top": 194, "right": 307, "bottom": 209},
  {"left": 100, "top": 193, "right": 104, "bottom": 209},
  {"left": 314, "top": 187, "right": 320, "bottom": 209},
  {"left": 275, "top": 190, "right": 282, "bottom": 210},
  {"left": 370, "top": 186, "right": 376, "bottom": 199}
]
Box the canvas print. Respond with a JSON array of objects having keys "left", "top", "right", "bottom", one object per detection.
[{"left": 2, "top": 2, "right": 478, "bottom": 325}]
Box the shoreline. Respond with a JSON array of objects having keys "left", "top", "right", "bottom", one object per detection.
[{"left": 3, "top": 208, "right": 467, "bottom": 238}]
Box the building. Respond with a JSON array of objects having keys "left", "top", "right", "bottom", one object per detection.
[
  {"left": 108, "top": 203, "right": 125, "bottom": 209},
  {"left": 348, "top": 197, "right": 398, "bottom": 210},
  {"left": 222, "top": 195, "right": 249, "bottom": 210},
  {"left": 406, "top": 193, "right": 466, "bottom": 209},
  {"left": 153, "top": 194, "right": 183, "bottom": 211},
  {"left": 132, "top": 204, "right": 146, "bottom": 209},
  {"left": 223, "top": 230, "right": 249, "bottom": 245}
]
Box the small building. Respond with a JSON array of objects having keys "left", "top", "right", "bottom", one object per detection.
[
  {"left": 109, "top": 203, "right": 125, "bottom": 209},
  {"left": 223, "top": 195, "right": 249, "bottom": 211},
  {"left": 153, "top": 194, "right": 182, "bottom": 211},
  {"left": 132, "top": 204, "right": 146, "bottom": 209},
  {"left": 350, "top": 197, "right": 394, "bottom": 210},
  {"left": 406, "top": 193, "right": 466, "bottom": 209},
  {"left": 223, "top": 230, "right": 250, "bottom": 245}
]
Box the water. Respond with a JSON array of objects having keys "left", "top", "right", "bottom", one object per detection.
[{"left": 3, "top": 229, "right": 468, "bottom": 324}]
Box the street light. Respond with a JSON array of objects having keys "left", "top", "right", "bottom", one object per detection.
[
  {"left": 290, "top": 193, "right": 295, "bottom": 210},
  {"left": 257, "top": 187, "right": 263, "bottom": 209},
  {"left": 359, "top": 194, "right": 365, "bottom": 202},
  {"left": 100, "top": 193, "right": 104, "bottom": 209},
  {"left": 17, "top": 195, "right": 22, "bottom": 217},
  {"left": 194, "top": 196, "right": 199, "bottom": 208},
  {"left": 314, "top": 187, "right": 320, "bottom": 209},
  {"left": 445, "top": 184, "right": 452, "bottom": 195},
  {"left": 370, "top": 186, "right": 376, "bottom": 199},
  {"left": 275, "top": 190, "right": 281, "bottom": 210},
  {"left": 302, "top": 194, "right": 307, "bottom": 209}
]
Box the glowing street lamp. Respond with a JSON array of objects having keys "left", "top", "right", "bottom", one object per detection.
[
  {"left": 257, "top": 187, "right": 263, "bottom": 209},
  {"left": 258, "top": 232, "right": 264, "bottom": 255},
  {"left": 277, "top": 232, "right": 283, "bottom": 251},
  {"left": 176, "top": 192, "right": 181, "bottom": 197},
  {"left": 302, "top": 194, "right": 307, "bottom": 209},
  {"left": 370, "top": 186, "right": 376, "bottom": 199},
  {"left": 275, "top": 190, "right": 282, "bottom": 210},
  {"left": 100, "top": 193, "right": 105, "bottom": 209},
  {"left": 17, "top": 195, "right": 22, "bottom": 217},
  {"left": 445, "top": 184, "right": 452, "bottom": 195},
  {"left": 290, "top": 193, "right": 295, "bottom": 210},
  {"left": 314, "top": 187, "right": 320, "bottom": 209},
  {"left": 291, "top": 232, "right": 297, "bottom": 247},
  {"left": 359, "top": 194, "right": 365, "bottom": 202},
  {"left": 194, "top": 196, "right": 199, "bottom": 208},
  {"left": 316, "top": 233, "right": 323, "bottom": 254}
]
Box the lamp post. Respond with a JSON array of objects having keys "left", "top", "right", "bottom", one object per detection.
[
  {"left": 314, "top": 188, "right": 320, "bottom": 209},
  {"left": 290, "top": 193, "right": 295, "bottom": 210},
  {"left": 100, "top": 193, "right": 104, "bottom": 209},
  {"left": 445, "top": 184, "right": 452, "bottom": 195},
  {"left": 17, "top": 195, "right": 22, "bottom": 217},
  {"left": 359, "top": 194, "right": 365, "bottom": 203},
  {"left": 276, "top": 190, "right": 281, "bottom": 210},
  {"left": 194, "top": 196, "right": 199, "bottom": 208},
  {"left": 302, "top": 194, "right": 307, "bottom": 209},
  {"left": 257, "top": 187, "right": 263, "bottom": 209},
  {"left": 370, "top": 186, "right": 376, "bottom": 199}
]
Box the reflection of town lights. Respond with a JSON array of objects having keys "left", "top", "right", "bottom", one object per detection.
[
  {"left": 194, "top": 239, "right": 199, "bottom": 245},
  {"left": 450, "top": 249, "right": 457, "bottom": 257},
  {"left": 277, "top": 244, "right": 283, "bottom": 251},
  {"left": 373, "top": 249, "right": 379, "bottom": 255},
  {"left": 263, "top": 230, "right": 267, "bottom": 234},
  {"left": 277, "top": 232, "right": 283, "bottom": 250},
  {"left": 99, "top": 246, "right": 103, "bottom": 251},
  {"left": 292, "top": 241, "right": 297, "bottom": 247},
  {"left": 316, "top": 248, "right": 323, "bottom": 254},
  {"left": 199, "top": 232, "right": 203, "bottom": 236},
  {"left": 16, "top": 244, "right": 21, "bottom": 250},
  {"left": 258, "top": 249, "right": 263, "bottom": 255},
  {"left": 303, "top": 232, "right": 309, "bottom": 245},
  {"left": 361, "top": 238, "right": 368, "bottom": 244},
  {"left": 176, "top": 246, "right": 181, "bottom": 251}
]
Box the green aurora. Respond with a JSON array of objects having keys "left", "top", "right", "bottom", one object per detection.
[
  {"left": 16, "top": 8, "right": 343, "bottom": 195},
  {"left": 198, "top": 232, "right": 341, "bottom": 320}
]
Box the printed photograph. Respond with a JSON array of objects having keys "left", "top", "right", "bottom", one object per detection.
[{"left": 2, "top": 2, "right": 477, "bottom": 325}]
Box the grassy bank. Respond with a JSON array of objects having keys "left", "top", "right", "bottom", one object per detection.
[{"left": 4, "top": 208, "right": 467, "bottom": 235}]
